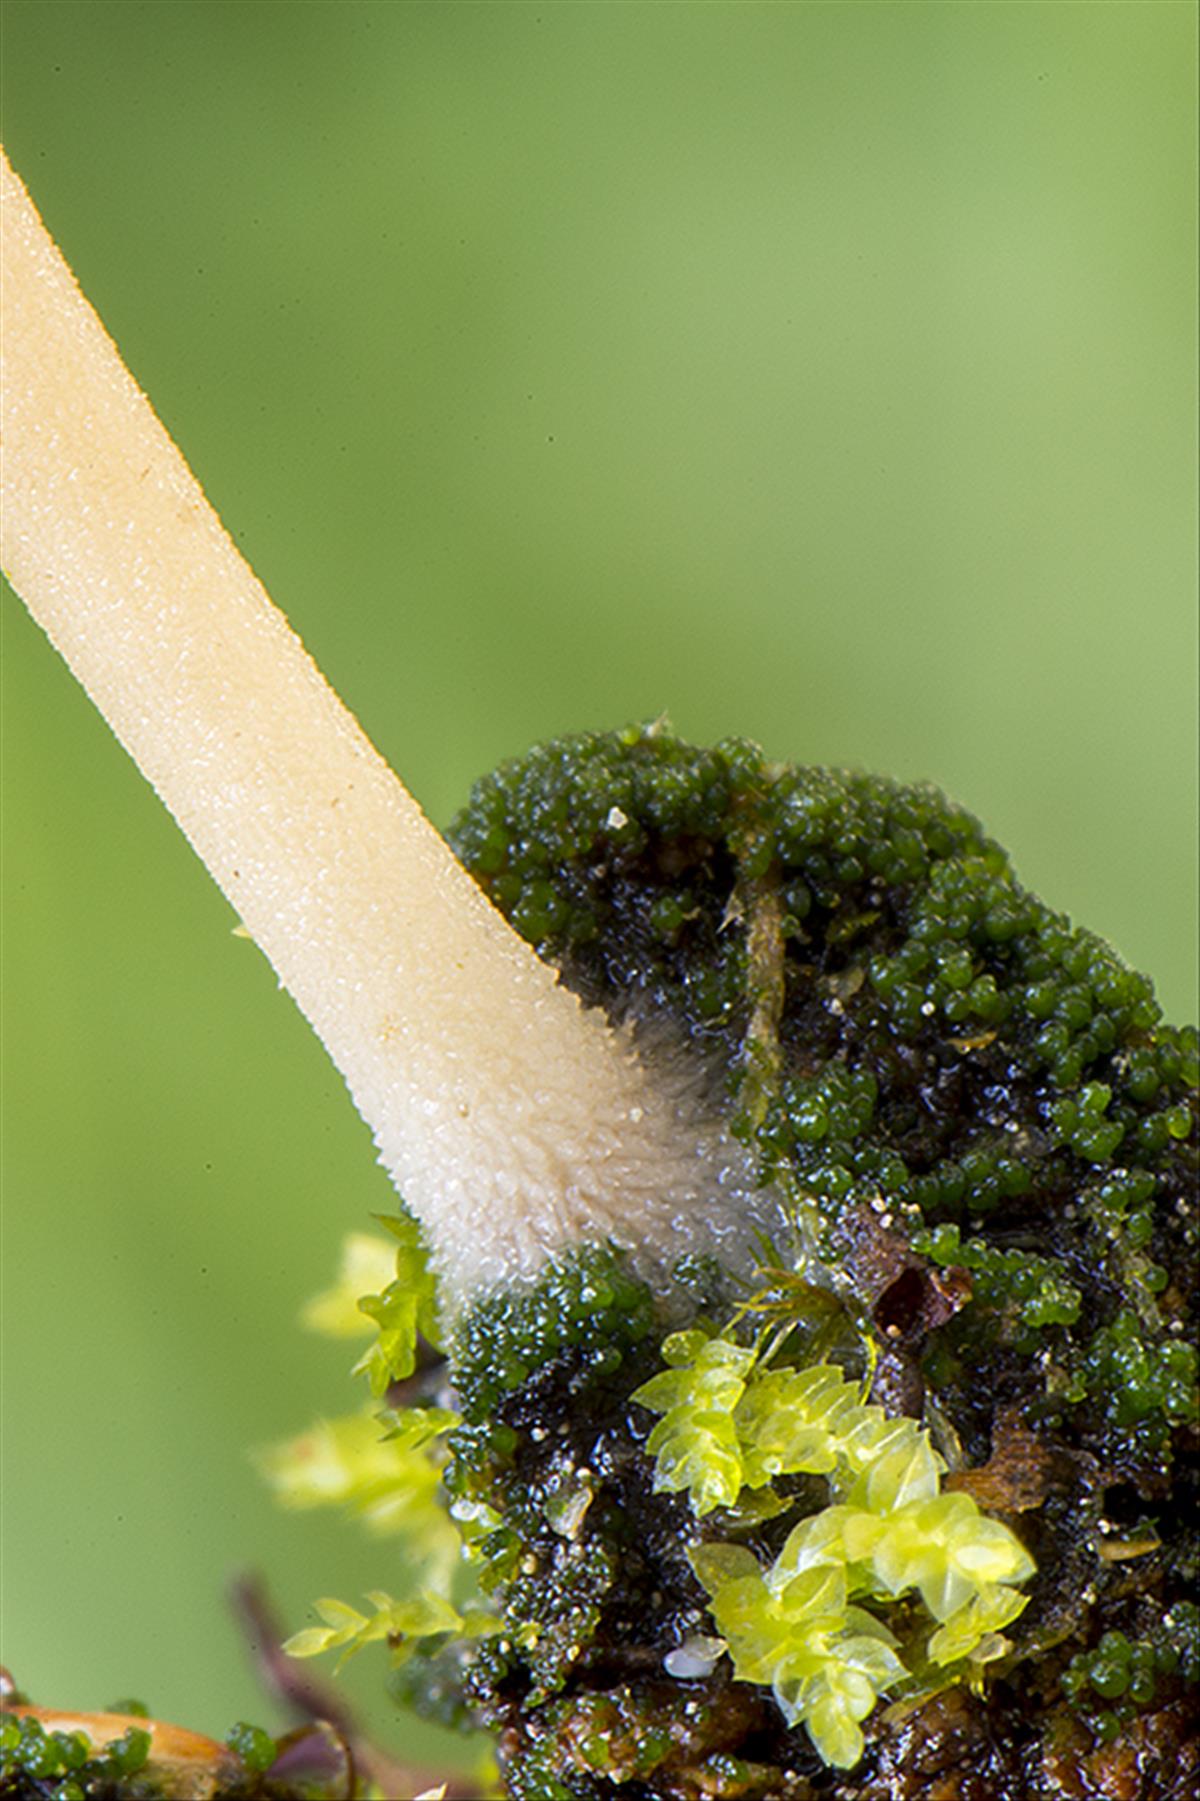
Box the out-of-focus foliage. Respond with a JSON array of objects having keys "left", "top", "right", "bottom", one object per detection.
[
  {"left": 257, "top": 1406, "right": 460, "bottom": 1565},
  {"left": 300, "top": 1234, "right": 398, "bottom": 1340}
]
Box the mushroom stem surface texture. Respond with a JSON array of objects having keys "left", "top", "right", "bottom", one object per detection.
[{"left": 0, "top": 152, "right": 753, "bottom": 1303}]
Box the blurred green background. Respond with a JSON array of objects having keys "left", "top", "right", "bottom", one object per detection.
[{"left": 2, "top": 0, "right": 1196, "bottom": 1774}]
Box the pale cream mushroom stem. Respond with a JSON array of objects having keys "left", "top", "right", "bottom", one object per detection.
[{"left": 1, "top": 152, "right": 763, "bottom": 1308}]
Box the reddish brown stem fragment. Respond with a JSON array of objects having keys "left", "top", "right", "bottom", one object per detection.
[{"left": 230, "top": 1573, "right": 481, "bottom": 1801}]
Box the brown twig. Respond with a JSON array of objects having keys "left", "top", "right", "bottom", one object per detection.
[{"left": 229, "top": 1573, "right": 483, "bottom": 1800}]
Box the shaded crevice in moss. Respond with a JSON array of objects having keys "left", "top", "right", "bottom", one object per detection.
[{"left": 729, "top": 851, "right": 789, "bottom": 1146}]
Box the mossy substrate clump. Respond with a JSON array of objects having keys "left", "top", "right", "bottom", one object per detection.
[{"left": 436, "top": 725, "right": 1197, "bottom": 1799}]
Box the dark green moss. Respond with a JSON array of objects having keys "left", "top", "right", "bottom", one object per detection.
[
  {"left": 449, "top": 724, "right": 1196, "bottom": 1465},
  {"left": 917, "top": 1223, "right": 1082, "bottom": 1351},
  {"left": 1078, "top": 1308, "right": 1198, "bottom": 1436},
  {"left": 501, "top": 1680, "right": 804, "bottom": 1800},
  {"left": 0, "top": 1715, "right": 153, "bottom": 1801},
  {"left": 443, "top": 725, "right": 1198, "bottom": 1793},
  {"left": 505, "top": 1540, "right": 618, "bottom": 1708},
  {"left": 222, "top": 1724, "right": 276, "bottom": 1777},
  {"left": 1061, "top": 1605, "right": 1200, "bottom": 1743},
  {"left": 452, "top": 1244, "right": 657, "bottom": 1423}
]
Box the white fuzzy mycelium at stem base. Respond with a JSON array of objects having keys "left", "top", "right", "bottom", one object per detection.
[{"left": 0, "top": 151, "right": 772, "bottom": 1307}]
